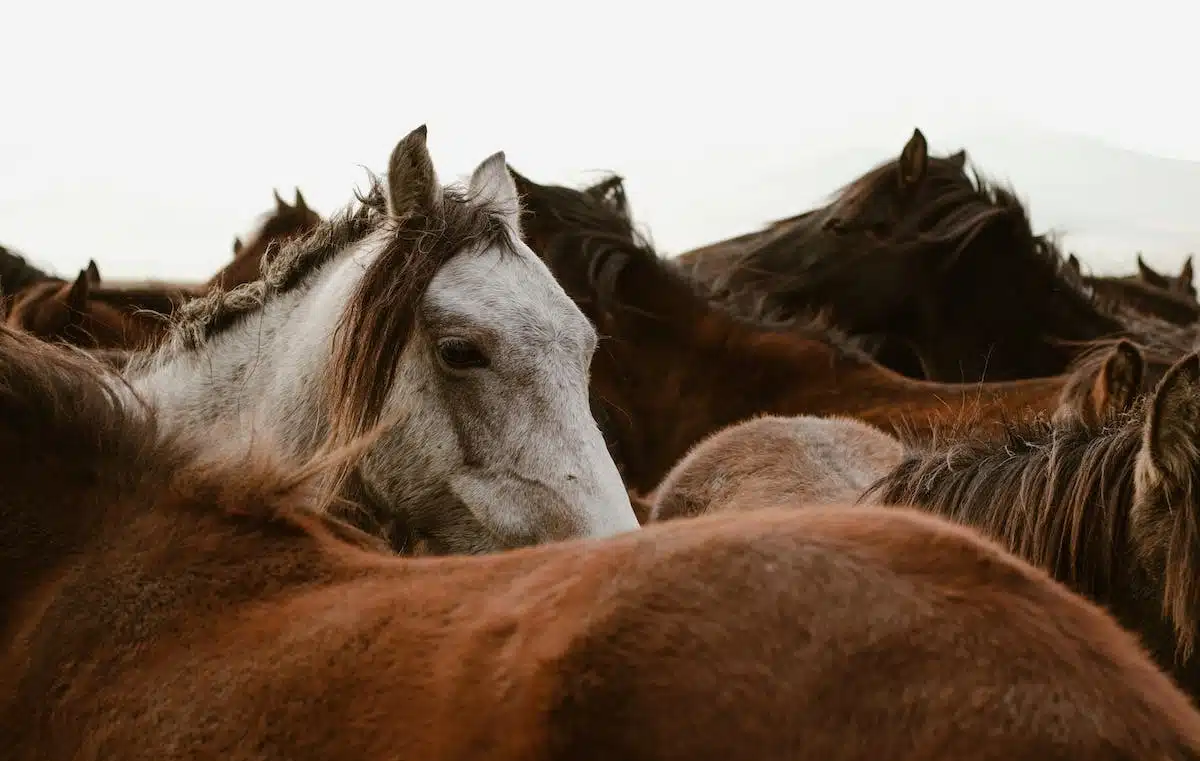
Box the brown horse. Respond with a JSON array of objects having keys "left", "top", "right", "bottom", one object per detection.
[
  {"left": 675, "top": 128, "right": 968, "bottom": 287},
  {"left": 510, "top": 167, "right": 1079, "bottom": 493},
  {"left": 208, "top": 188, "right": 323, "bottom": 290},
  {"left": 1067, "top": 253, "right": 1200, "bottom": 325},
  {"left": 4, "top": 325, "right": 1200, "bottom": 760},
  {"left": 866, "top": 350, "right": 1200, "bottom": 699},
  {"left": 647, "top": 414, "right": 903, "bottom": 523},
  {"left": 0, "top": 242, "right": 59, "bottom": 298},
  {"left": 1054, "top": 339, "right": 1147, "bottom": 428},
  {"left": 701, "top": 159, "right": 1135, "bottom": 383},
  {"left": 5, "top": 261, "right": 188, "bottom": 350}
]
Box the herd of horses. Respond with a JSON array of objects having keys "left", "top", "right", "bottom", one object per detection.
[{"left": 7, "top": 124, "right": 1200, "bottom": 758}]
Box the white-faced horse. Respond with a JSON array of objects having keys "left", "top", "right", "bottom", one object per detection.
[{"left": 126, "top": 125, "right": 637, "bottom": 553}]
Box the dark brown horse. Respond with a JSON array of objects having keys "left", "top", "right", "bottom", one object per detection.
[
  {"left": 5, "top": 262, "right": 187, "bottom": 350},
  {"left": 4, "top": 323, "right": 1200, "bottom": 760},
  {"left": 207, "top": 188, "right": 323, "bottom": 290},
  {"left": 511, "top": 168, "right": 1074, "bottom": 493},
  {"left": 0, "top": 243, "right": 59, "bottom": 298},
  {"left": 1067, "top": 253, "right": 1200, "bottom": 325},
  {"left": 866, "top": 350, "right": 1200, "bottom": 700},
  {"left": 675, "top": 128, "right": 968, "bottom": 286}
]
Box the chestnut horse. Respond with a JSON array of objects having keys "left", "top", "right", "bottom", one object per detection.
[
  {"left": 124, "top": 125, "right": 635, "bottom": 554},
  {"left": 4, "top": 324, "right": 1200, "bottom": 760},
  {"left": 5, "top": 262, "right": 187, "bottom": 350},
  {"left": 866, "top": 350, "right": 1200, "bottom": 699},
  {"left": 208, "top": 188, "right": 323, "bottom": 290},
  {"left": 510, "top": 167, "right": 1072, "bottom": 493}
]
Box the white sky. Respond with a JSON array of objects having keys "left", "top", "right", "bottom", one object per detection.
[{"left": 2, "top": 0, "right": 1197, "bottom": 281}]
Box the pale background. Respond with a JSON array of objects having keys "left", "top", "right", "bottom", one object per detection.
[{"left": 3, "top": 0, "right": 1197, "bottom": 282}]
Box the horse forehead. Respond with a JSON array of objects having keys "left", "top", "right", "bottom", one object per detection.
[{"left": 427, "top": 246, "right": 590, "bottom": 334}]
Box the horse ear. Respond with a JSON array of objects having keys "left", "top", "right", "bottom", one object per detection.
[
  {"left": 468, "top": 150, "right": 521, "bottom": 237},
  {"left": 1092, "top": 340, "right": 1144, "bottom": 420},
  {"left": 1179, "top": 255, "right": 1193, "bottom": 286},
  {"left": 1142, "top": 353, "right": 1200, "bottom": 481},
  {"left": 232, "top": 237, "right": 244, "bottom": 256},
  {"left": 1067, "top": 253, "right": 1081, "bottom": 273},
  {"left": 66, "top": 269, "right": 90, "bottom": 314},
  {"left": 1136, "top": 253, "right": 1168, "bottom": 288},
  {"left": 898, "top": 128, "right": 929, "bottom": 190},
  {"left": 385, "top": 124, "right": 440, "bottom": 220},
  {"left": 85, "top": 259, "right": 101, "bottom": 284},
  {"left": 293, "top": 187, "right": 309, "bottom": 212},
  {"left": 273, "top": 189, "right": 289, "bottom": 213},
  {"left": 947, "top": 149, "right": 967, "bottom": 170}
]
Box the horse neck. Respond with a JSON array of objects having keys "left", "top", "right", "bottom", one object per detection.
[{"left": 129, "top": 243, "right": 374, "bottom": 460}]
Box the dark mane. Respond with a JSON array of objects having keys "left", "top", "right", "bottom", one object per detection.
[
  {"left": 86, "top": 284, "right": 191, "bottom": 316},
  {"left": 864, "top": 407, "right": 1142, "bottom": 623},
  {"left": 0, "top": 244, "right": 58, "bottom": 294},
  {"left": 510, "top": 168, "right": 873, "bottom": 361}
]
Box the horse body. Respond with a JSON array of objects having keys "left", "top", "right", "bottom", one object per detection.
[
  {"left": 2, "top": 327, "right": 1198, "bottom": 759},
  {"left": 126, "top": 126, "right": 636, "bottom": 554}
]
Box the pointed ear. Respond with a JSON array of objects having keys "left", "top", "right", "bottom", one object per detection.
[
  {"left": 293, "top": 187, "right": 308, "bottom": 212},
  {"left": 66, "top": 269, "right": 90, "bottom": 314},
  {"left": 1067, "top": 253, "right": 1081, "bottom": 273},
  {"left": 232, "top": 237, "right": 244, "bottom": 256},
  {"left": 1143, "top": 353, "right": 1200, "bottom": 480},
  {"left": 85, "top": 259, "right": 101, "bottom": 284},
  {"left": 1092, "top": 340, "right": 1144, "bottom": 420},
  {"left": 898, "top": 128, "right": 929, "bottom": 190},
  {"left": 468, "top": 150, "right": 522, "bottom": 235},
  {"left": 1180, "top": 255, "right": 1193, "bottom": 285},
  {"left": 947, "top": 149, "right": 967, "bottom": 170},
  {"left": 1136, "top": 253, "right": 1169, "bottom": 288},
  {"left": 385, "top": 124, "right": 440, "bottom": 219}
]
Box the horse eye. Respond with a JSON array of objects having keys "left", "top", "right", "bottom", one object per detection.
[{"left": 436, "top": 338, "right": 489, "bottom": 371}]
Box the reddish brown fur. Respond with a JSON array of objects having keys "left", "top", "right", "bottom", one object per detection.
[
  {"left": 513, "top": 168, "right": 1074, "bottom": 492},
  {"left": 1055, "top": 340, "right": 1147, "bottom": 428},
  {"left": 3, "top": 324, "right": 1200, "bottom": 759},
  {"left": 207, "top": 188, "right": 323, "bottom": 290},
  {"left": 4, "top": 268, "right": 185, "bottom": 351}
]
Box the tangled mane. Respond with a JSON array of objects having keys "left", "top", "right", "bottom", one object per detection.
[
  {"left": 511, "top": 168, "right": 874, "bottom": 361},
  {"left": 864, "top": 406, "right": 1144, "bottom": 632}
]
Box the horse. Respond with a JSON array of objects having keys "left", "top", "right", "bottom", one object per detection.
[
  {"left": 5, "top": 263, "right": 187, "bottom": 350},
  {"left": 209, "top": 187, "right": 324, "bottom": 290},
  {"left": 0, "top": 242, "right": 60, "bottom": 298},
  {"left": 699, "top": 157, "right": 1133, "bottom": 383},
  {"left": 865, "top": 349, "right": 1200, "bottom": 699},
  {"left": 510, "top": 167, "right": 1073, "bottom": 494},
  {"left": 5, "top": 326, "right": 1200, "bottom": 760},
  {"left": 123, "top": 125, "right": 636, "bottom": 555},
  {"left": 674, "top": 127, "right": 969, "bottom": 288},
  {"left": 1053, "top": 339, "right": 1148, "bottom": 428},
  {"left": 1067, "top": 253, "right": 1200, "bottom": 325},
  {"left": 647, "top": 414, "right": 903, "bottom": 523}
]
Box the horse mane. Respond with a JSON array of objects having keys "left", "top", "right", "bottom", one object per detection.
[
  {"left": 864, "top": 407, "right": 1142, "bottom": 625},
  {"left": 0, "top": 323, "right": 388, "bottom": 551},
  {"left": 512, "top": 169, "right": 873, "bottom": 361},
  {"left": 0, "top": 244, "right": 57, "bottom": 294}
]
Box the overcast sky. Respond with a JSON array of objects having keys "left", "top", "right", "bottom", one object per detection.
[{"left": 2, "top": 0, "right": 1196, "bottom": 281}]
